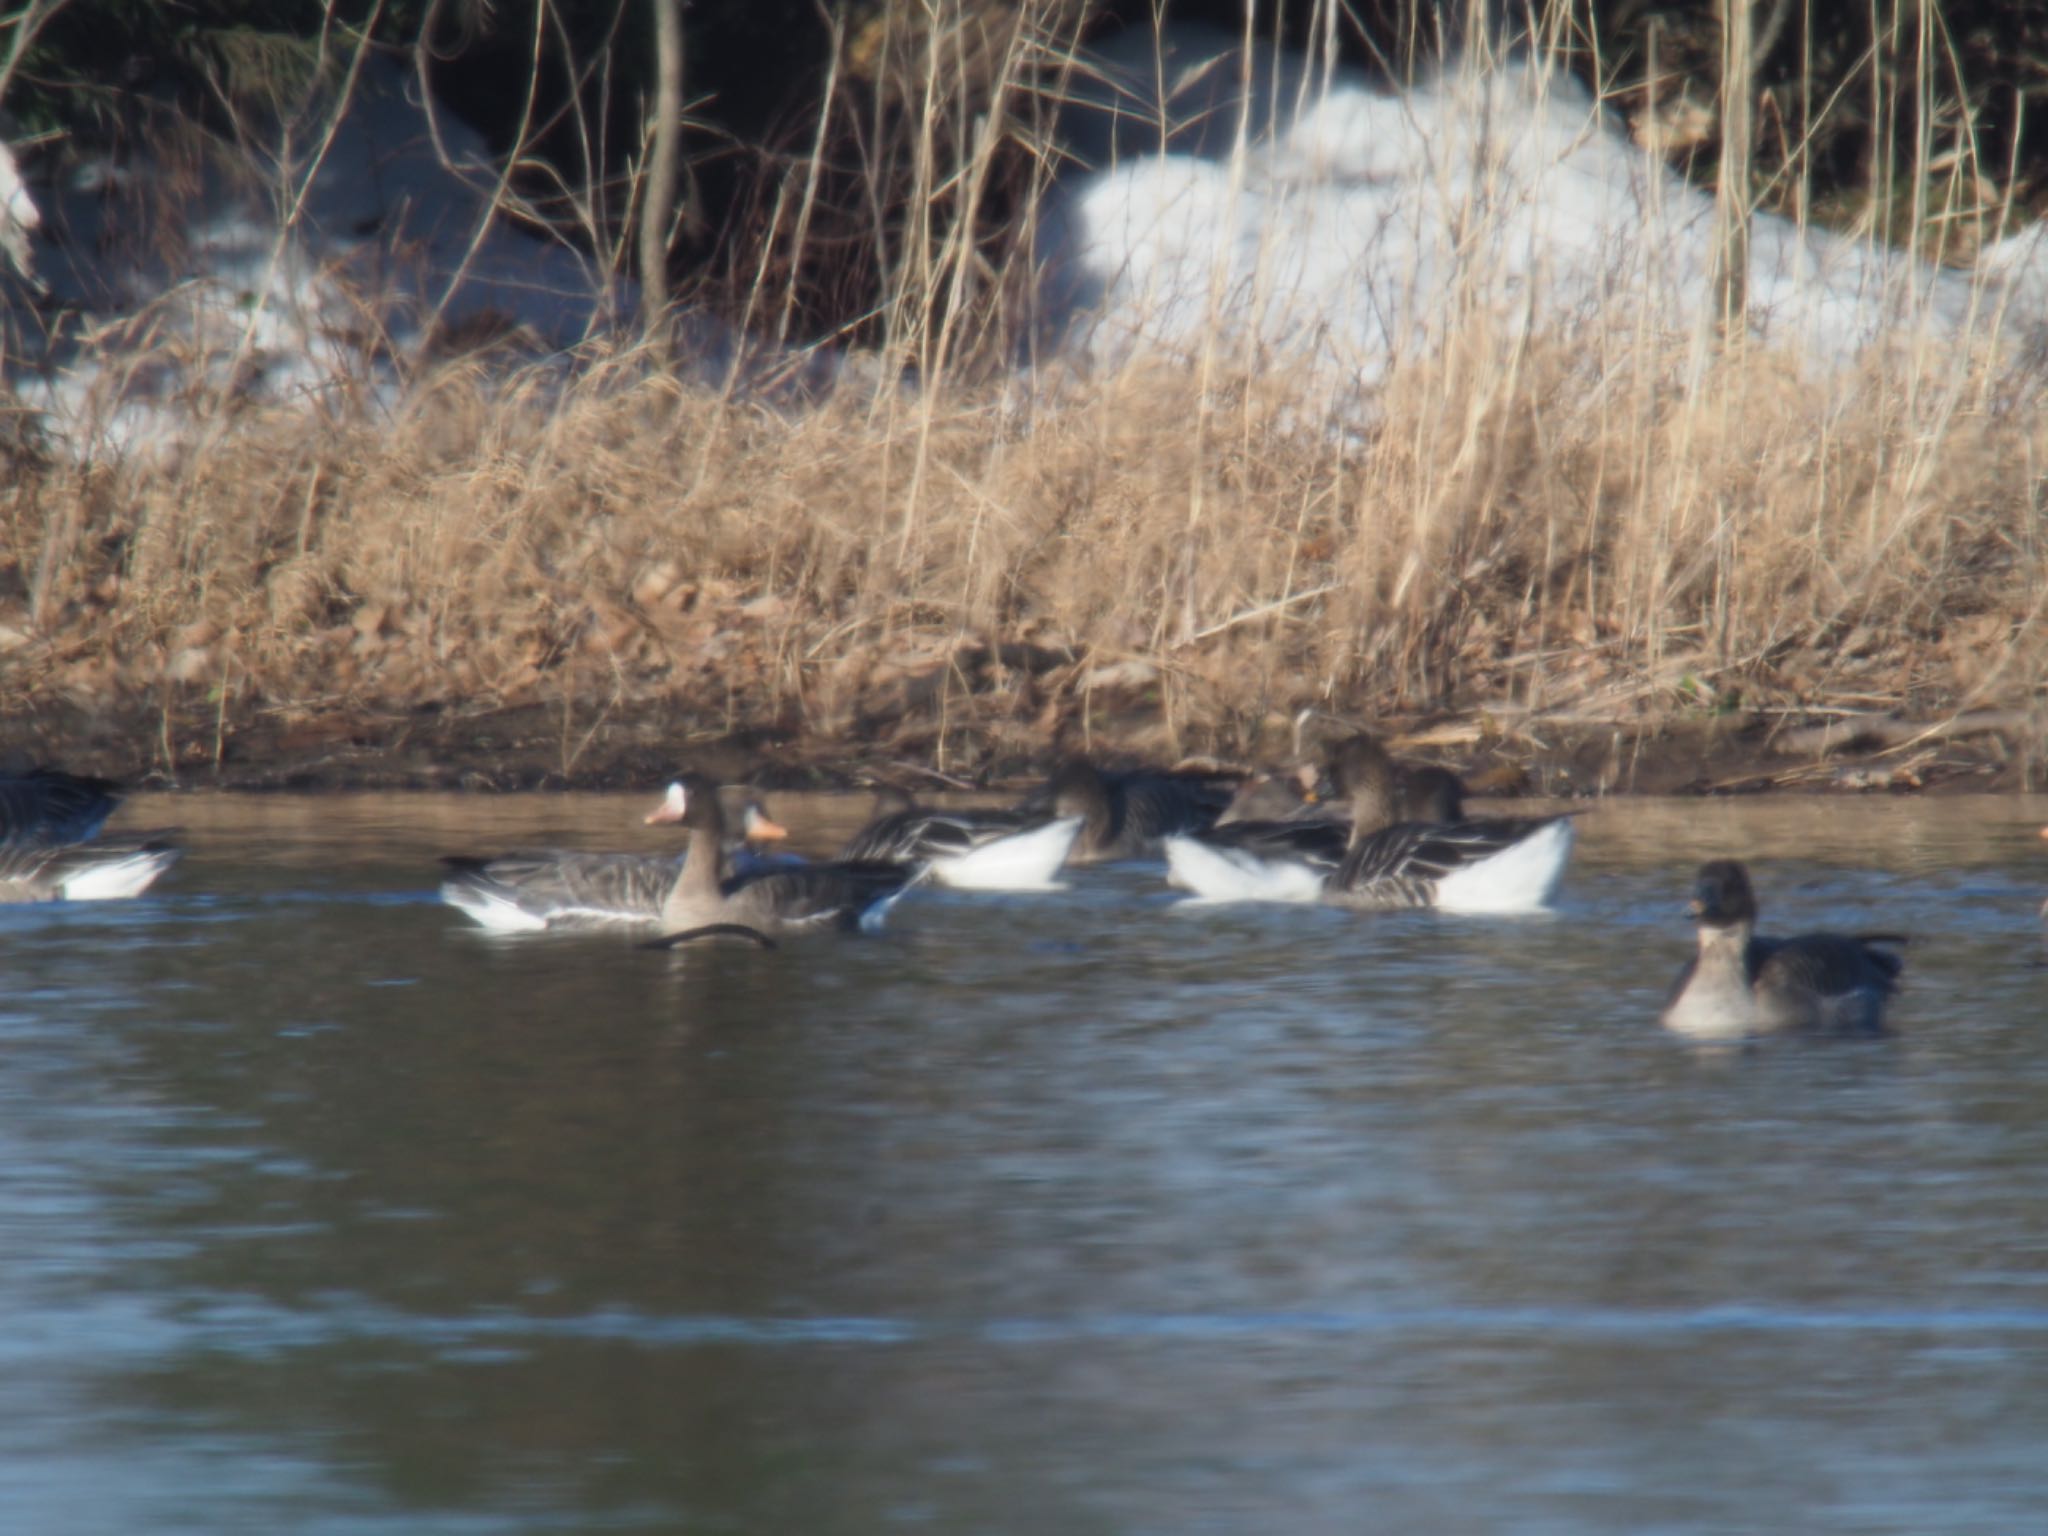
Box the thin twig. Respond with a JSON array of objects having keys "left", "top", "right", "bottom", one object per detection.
[{"left": 1181, "top": 585, "right": 1339, "bottom": 646}]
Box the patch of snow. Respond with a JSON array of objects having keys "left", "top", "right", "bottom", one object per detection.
[
  {"left": 0, "top": 136, "right": 37, "bottom": 284},
  {"left": 1, "top": 54, "right": 636, "bottom": 458},
  {"left": 1040, "top": 24, "right": 2048, "bottom": 398}
]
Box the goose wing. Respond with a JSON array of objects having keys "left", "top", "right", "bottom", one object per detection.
[
  {"left": 723, "top": 859, "right": 916, "bottom": 931},
  {"left": 439, "top": 849, "right": 686, "bottom": 928},
  {"left": 1746, "top": 932, "right": 1904, "bottom": 1034},
  {"left": 839, "top": 806, "right": 1036, "bottom": 865},
  {"left": 1754, "top": 932, "right": 1905, "bottom": 998},
  {"left": 0, "top": 768, "right": 122, "bottom": 849},
  {"left": 0, "top": 841, "right": 69, "bottom": 888},
  {"left": 0, "top": 833, "right": 182, "bottom": 901},
  {"left": 1116, "top": 773, "right": 1234, "bottom": 841},
  {"left": 1327, "top": 823, "right": 1452, "bottom": 908},
  {"left": 1201, "top": 814, "right": 1351, "bottom": 869},
  {"left": 1331, "top": 815, "right": 1574, "bottom": 910}
]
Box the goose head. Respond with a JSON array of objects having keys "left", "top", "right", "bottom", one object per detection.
[
  {"left": 737, "top": 799, "right": 790, "bottom": 844},
  {"left": 1046, "top": 760, "right": 1118, "bottom": 844},
  {"left": 1689, "top": 859, "right": 1760, "bottom": 930},
  {"left": 1324, "top": 734, "right": 1399, "bottom": 840},
  {"left": 644, "top": 774, "right": 726, "bottom": 834}
]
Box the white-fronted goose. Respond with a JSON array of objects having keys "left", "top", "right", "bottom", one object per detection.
[
  {"left": 0, "top": 768, "right": 181, "bottom": 902},
  {"left": 643, "top": 775, "right": 913, "bottom": 934},
  {"left": 1165, "top": 735, "right": 1574, "bottom": 911},
  {"left": 837, "top": 787, "right": 1082, "bottom": 891},
  {"left": 439, "top": 797, "right": 792, "bottom": 934},
  {"left": 1662, "top": 860, "right": 1904, "bottom": 1039}
]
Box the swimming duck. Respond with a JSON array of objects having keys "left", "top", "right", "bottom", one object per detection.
[
  {"left": 1034, "top": 759, "right": 1234, "bottom": 863},
  {"left": 1662, "top": 860, "right": 1905, "bottom": 1038},
  {"left": 837, "top": 787, "right": 1082, "bottom": 891},
  {"left": 439, "top": 796, "right": 794, "bottom": 933},
  {"left": 0, "top": 767, "right": 181, "bottom": 902},
  {"left": 1164, "top": 734, "right": 1574, "bottom": 911}
]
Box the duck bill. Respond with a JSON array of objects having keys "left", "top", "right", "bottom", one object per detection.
[
  {"left": 645, "top": 782, "right": 687, "bottom": 825},
  {"left": 749, "top": 816, "right": 790, "bottom": 842}
]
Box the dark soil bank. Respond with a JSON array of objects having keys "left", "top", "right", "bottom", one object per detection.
[{"left": 2, "top": 698, "right": 2035, "bottom": 799}]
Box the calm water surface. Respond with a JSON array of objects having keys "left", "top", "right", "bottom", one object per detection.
[{"left": 2, "top": 791, "right": 2045, "bottom": 1533}]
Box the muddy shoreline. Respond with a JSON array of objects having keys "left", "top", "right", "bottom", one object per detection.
[{"left": 2, "top": 698, "right": 2035, "bottom": 799}]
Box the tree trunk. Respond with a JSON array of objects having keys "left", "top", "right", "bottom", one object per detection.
[{"left": 639, "top": 0, "right": 684, "bottom": 346}]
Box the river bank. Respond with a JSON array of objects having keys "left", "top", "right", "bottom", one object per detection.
[
  {"left": 2, "top": 693, "right": 2033, "bottom": 798},
  {"left": 4, "top": 324, "right": 2043, "bottom": 801}
]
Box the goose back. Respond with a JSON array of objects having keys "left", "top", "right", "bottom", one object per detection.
[
  {"left": 1045, "top": 761, "right": 1233, "bottom": 862},
  {"left": 440, "top": 850, "right": 690, "bottom": 932},
  {"left": 838, "top": 792, "right": 1038, "bottom": 865}
]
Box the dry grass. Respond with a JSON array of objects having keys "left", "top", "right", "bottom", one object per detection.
[{"left": 2, "top": 313, "right": 2043, "bottom": 776}]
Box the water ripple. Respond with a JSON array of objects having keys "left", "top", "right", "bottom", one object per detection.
[{"left": 135, "top": 1297, "right": 2048, "bottom": 1357}]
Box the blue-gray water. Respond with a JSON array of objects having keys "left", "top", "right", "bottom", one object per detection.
[{"left": 2, "top": 791, "right": 2045, "bottom": 1534}]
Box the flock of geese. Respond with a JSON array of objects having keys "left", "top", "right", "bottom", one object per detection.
[
  {"left": 0, "top": 730, "right": 1979, "bottom": 1041},
  {"left": 437, "top": 735, "right": 1578, "bottom": 931}
]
